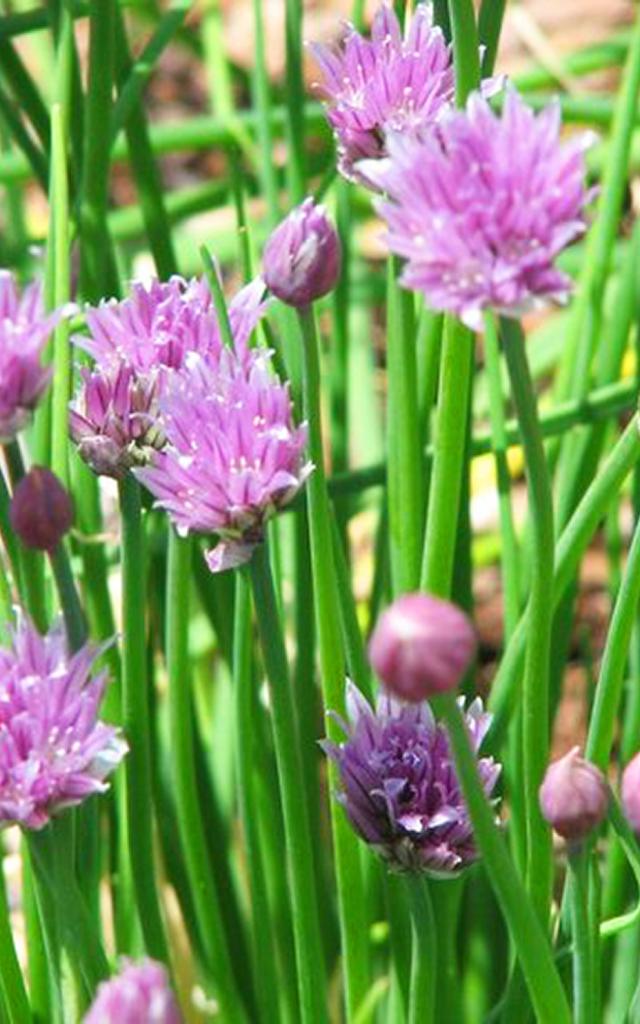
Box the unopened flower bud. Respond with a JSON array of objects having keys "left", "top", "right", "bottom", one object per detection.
[
  {"left": 621, "top": 752, "right": 640, "bottom": 834},
  {"left": 10, "top": 466, "right": 74, "bottom": 552},
  {"left": 539, "top": 747, "right": 608, "bottom": 843},
  {"left": 263, "top": 197, "right": 341, "bottom": 307},
  {"left": 368, "top": 592, "right": 476, "bottom": 702}
]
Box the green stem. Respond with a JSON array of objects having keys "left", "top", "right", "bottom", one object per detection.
[
  {"left": 232, "top": 570, "right": 281, "bottom": 1024},
  {"left": 165, "top": 532, "right": 246, "bottom": 1021},
  {"left": 284, "top": 0, "right": 306, "bottom": 200},
  {"left": 49, "top": 543, "right": 87, "bottom": 651},
  {"left": 420, "top": 317, "right": 474, "bottom": 593},
  {"left": 447, "top": 0, "right": 480, "bottom": 102},
  {"left": 568, "top": 846, "right": 595, "bottom": 1024},
  {"left": 405, "top": 875, "right": 436, "bottom": 1024},
  {"left": 118, "top": 476, "right": 169, "bottom": 963},
  {"left": 0, "top": 855, "right": 31, "bottom": 1024},
  {"left": 502, "top": 319, "right": 554, "bottom": 922},
  {"left": 48, "top": 102, "right": 71, "bottom": 489},
  {"left": 297, "top": 304, "right": 370, "bottom": 1018},
  {"left": 386, "top": 261, "right": 422, "bottom": 594},
  {"left": 249, "top": 541, "right": 327, "bottom": 1024}
]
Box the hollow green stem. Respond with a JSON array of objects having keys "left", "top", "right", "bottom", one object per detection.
[
  {"left": 405, "top": 874, "right": 436, "bottom": 1024},
  {"left": 48, "top": 103, "right": 71, "bottom": 489},
  {"left": 448, "top": 0, "right": 481, "bottom": 103},
  {"left": 119, "top": 476, "right": 169, "bottom": 963},
  {"left": 166, "top": 531, "right": 246, "bottom": 1021},
  {"left": 0, "top": 857, "right": 31, "bottom": 1024},
  {"left": 49, "top": 543, "right": 87, "bottom": 651},
  {"left": 568, "top": 845, "right": 595, "bottom": 1024},
  {"left": 297, "top": 304, "right": 370, "bottom": 1018},
  {"left": 502, "top": 318, "right": 554, "bottom": 922},
  {"left": 249, "top": 540, "right": 327, "bottom": 1024}
]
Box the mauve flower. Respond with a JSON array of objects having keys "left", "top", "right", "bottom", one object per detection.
[
  {"left": 83, "top": 959, "right": 182, "bottom": 1024},
  {"left": 136, "top": 350, "right": 312, "bottom": 573},
  {"left": 0, "top": 614, "right": 126, "bottom": 830},
  {"left": 263, "top": 198, "right": 341, "bottom": 307},
  {"left": 69, "top": 364, "right": 164, "bottom": 479},
  {"left": 622, "top": 753, "right": 640, "bottom": 835},
  {"left": 364, "top": 89, "right": 593, "bottom": 329},
  {"left": 539, "top": 747, "right": 608, "bottom": 843},
  {"left": 369, "top": 592, "right": 476, "bottom": 701},
  {"left": 0, "top": 271, "right": 61, "bottom": 441},
  {"left": 310, "top": 1, "right": 500, "bottom": 183},
  {"left": 323, "top": 682, "right": 500, "bottom": 874},
  {"left": 76, "top": 275, "right": 267, "bottom": 375},
  {"left": 10, "top": 467, "right": 74, "bottom": 552}
]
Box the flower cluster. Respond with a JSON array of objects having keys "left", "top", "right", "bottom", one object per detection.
[
  {"left": 83, "top": 960, "right": 181, "bottom": 1024},
  {"left": 70, "top": 275, "right": 267, "bottom": 478},
  {"left": 324, "top": 682, "right": 500, "bottom": 874},
  {"left": 0, "top": 271, "right": 61, "bottom": 442},
  {"left": 136, "top": 349, "right": 312, "bottom": 572},
  {"left": 0, "top": 614, "right": 126, "bottom": 830},
  {"left": 365, "top": 89, "right": 593, "bottom": 329},
  {"left": 311, "top": 2, "right": 499, "bottom": 183}
]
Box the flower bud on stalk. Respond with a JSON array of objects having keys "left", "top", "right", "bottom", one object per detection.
[
  {"left": 621, "top": 752, "right": 640, "bottom": 835},
  {"left": 10, "top": 466, "right": 74, "bottom": 552},
  {"left": 369, "top": 592, "right": 476, "bottom": 701},
  {"left": 263, "top": 198, "right": 341, "bottom": 308},
  {"left": 539, "top": 747, "right": 609, "bottom": 844}
]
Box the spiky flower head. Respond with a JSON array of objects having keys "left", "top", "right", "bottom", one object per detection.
[
  {"left": 323, "top": 682, "right": 500, "bottom": 874},
  {"left": 539, "top": 747, "right": 608, "bottom": 844},
  {"left": 310, "top": 2, "right": 500, "bottom": 183},
  {"left": 365, "top": 89, "right": 593, "bottom": 329},
  {"left": 263, "top": 198, "right": 341, "bottom": 308},
  {"left": 369, "top": 592, "right": 476, "bottom": 701},
  {"left": 0, "top": 271, "right": 62, "bottom": 442},
  {"left": 0, "top": 614, "right": 126, "bottom": 830},
  {"left": 83, "top": 960, "right": 182, "bottom": 1024},
  {"left": 136, "top": 350, "right": 312, "bottom": 573}
]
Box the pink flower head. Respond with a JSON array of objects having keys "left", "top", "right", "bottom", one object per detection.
[
  {"left": 0, "top": 614, "right": 126, "bottom": 830},
  {"left": 310, "top": 2, "right": 500, "bottom": 183},
  {"left": 76, "top": 276, "right": 268, "bottom": 375},
  {"left": 0, "top": 271, "right": 61, "bottom": 441},
  {"left": 365, "top": 88, "right": 594, "bottom": 329},
  {"left": 83, "top": 959, "right": 182, "bottom": 1024},
  {"left": 69, "top": 364, "right": 164, "bottom": 479},
  {"left": 136, "top": 349, "right": 312, "bottom": 572},
  {"left": 323, "top": 682, "right": 500, "bottom": 874}
]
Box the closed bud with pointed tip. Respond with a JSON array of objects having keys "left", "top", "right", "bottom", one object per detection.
[
  {"left": 263, "top": 198, "right": 341, "bottom": 308},
  {"left": 622, "top": 752, "right": 640, "bottom": 834},
  {"left": 368, "top": 592, "right": 476, "bottom": 701},
  {"left": 539, "top": 747, "right": 608, "bottom": 843},
  {"left": 10, "top": 466, "right": 74, "bottom": 552}
]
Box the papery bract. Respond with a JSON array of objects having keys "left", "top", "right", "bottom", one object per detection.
[
  {"left": 323, "top": 682, "right": 500, "bottom": 874},
  {"left": 83, "top": 959, "right": 182, "bottom": 1024},
  {"left": 0, "top": 614, "right": 126, "bottom": 830},
  {"left": 263, "top": 198, "right": 341, "bottom": 307}
]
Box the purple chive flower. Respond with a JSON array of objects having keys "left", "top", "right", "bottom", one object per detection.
[
  {"left": 69, "top": 364, "right": 164, "bottom": 479},
  {"left": 323, "top": 682, "right": 500, "bottom": 874},
  {"left": 136, "top": 350, "right": 312, "bottom": 573},
  {"left": 539, "top": 747, "right": 608, "bottom": 843},
  {"left": 369, "top": 592, "right": 476, "bottom": 702},
  {"left": 76, "top": 275, "right": 267, "bottom": 375},
  {"left": 0, "top": 271, "right": 62, "bottom": 441},
  {"left": 310, "top": 1, "right": 500, "bottom": 183},
  {"left": 263, "top": 198, "right": 341, "bottom": 308},
  {"left": 83, "top": 959, "right": 182, "bottom": 1024},
  {"left": 10, "top": 467, "right": 74, "bottom": 552},
  {"left": 622, "top": 753, "right": 640, "bottom": 835},
  {"left": 364, "top": 89, "right": 594, "bottom": 329},
  {"left": 0, "top": 614, "right": 126, "bottom": 830}
]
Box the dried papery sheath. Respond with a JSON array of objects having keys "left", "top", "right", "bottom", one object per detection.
[
  {"left": 136, "top": 350, "right": 312, "bottom": 572},
  {"left": 310, "top": 1, "right": 500, "bottom": 184},
  {"left": 539, "top": 747, "right": 608, "bottom": 843},
  {"left": 364, "top": 88, "right": 594, "bottom": 329},
  {"left": 323, "top": 682, "right": 500, "bottom": 875},
  {"left": 0, "top": 271, "right": 64, "bottom": 441},
  {"left": 263, "top": 198, "right": 341, "bottom": 307},
  {"left": 0, "top": 614, "right": 126, "bottom": 830},
  {"left": 83, "top": 959, "right": 182, "bottom": 1024}
]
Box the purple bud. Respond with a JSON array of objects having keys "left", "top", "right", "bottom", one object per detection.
[
  {"left": 263, "top": 197, "right": 341, "bottom": 307},
  {"left": 83, "top": 959, "right": 182, "bottom": 1024},
  {"left": 621, "top": 752, "right": 640, "bottom": 834},
  {"left": 368, "top": 592, "right": 476, "bottom": 701},
  {"left": 539, "top": 747, "right": 608, "bottom": 843},
  {"left": 10, "top": 466, "right": 74, "bottom": 552}
]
